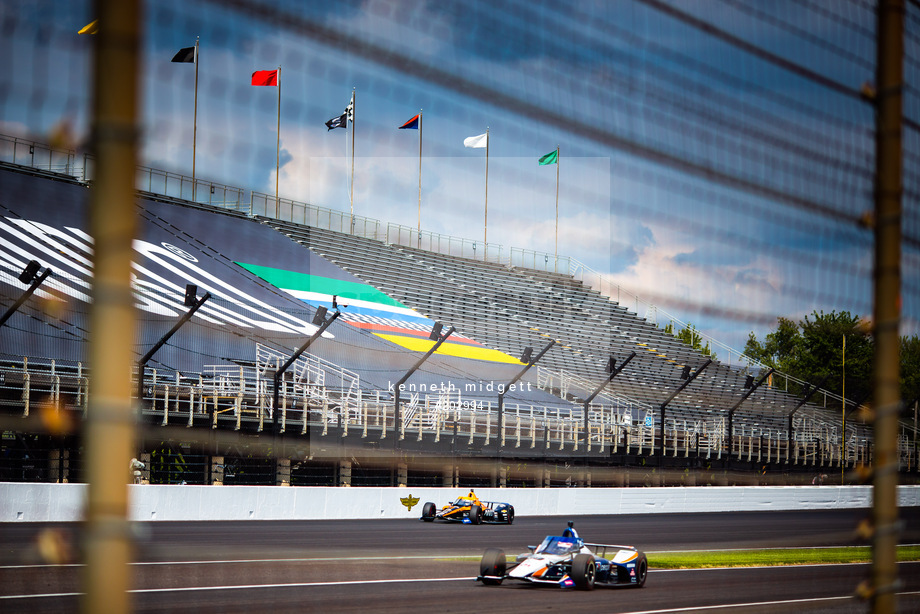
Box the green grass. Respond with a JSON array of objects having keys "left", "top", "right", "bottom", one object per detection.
[
  {"left": 442, "top": 546, "right": 920, "bottom": 569},
  {"left": 648, "top": 546, "right": 920, "bottom": 569}
]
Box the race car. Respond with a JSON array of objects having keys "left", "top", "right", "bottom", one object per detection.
[
  {"left": 419, "top": 490, "right": 514, "bottom": 524},
  {"left": 477, "top": 521, "right": 647, "bottom": 589}
]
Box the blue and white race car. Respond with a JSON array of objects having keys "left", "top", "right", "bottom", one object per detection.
[{"left": 477, "top": 521, "right": 648, "bottom": 590}]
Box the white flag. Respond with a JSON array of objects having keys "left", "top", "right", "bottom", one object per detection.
[{"left": 463, "top": 132, "right": 488, "bottom": 148}]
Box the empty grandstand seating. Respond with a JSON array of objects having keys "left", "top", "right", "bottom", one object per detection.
[
  {"left": 256, "top": 213, "right": 871, "bottom": 462},
  {"left": 0, "top": 158, "right": 892, "bottom": 483}
]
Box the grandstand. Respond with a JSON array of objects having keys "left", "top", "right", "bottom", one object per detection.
[{"left": 1, "top": 145, "right": 907, "bottom": 488}]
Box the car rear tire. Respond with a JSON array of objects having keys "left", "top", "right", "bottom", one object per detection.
[
  {"left": 479, "top": 548, "right": 506, "bottom": 585},
  {"left": 571, "top": 554, "right": 596, "bottom": 590},
  {"left": 633, "top": 554, "right": 648, "bottom": 588},
  {"left": 469, "top": 504, "right": 482, "bottom": 525},
  {"left": 421, "top": 501, "right": 436, "bottom": 522}
]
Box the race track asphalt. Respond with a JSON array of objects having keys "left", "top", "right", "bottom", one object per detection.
[{"left": 2, "top": 507, "right": 919, "bottom": 613}]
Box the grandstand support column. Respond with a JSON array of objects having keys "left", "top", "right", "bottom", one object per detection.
[
  {"left": 210, "top": 456, "right": 224, "bottom": 485},
  {"left": 442, "top": 464, "right": 453, "bottom": 487},
  {"left": 658, "top": 359, "right": 712, "bottom": 467},
  {"left": 82, "top": 2, "right": 140, "bottom": 614},
  {"left": 275, "top": 458, "right": 291, "bottom": 486},
  {"left": 138, "top": 453, "right": 150, "bottom": 485},
  {"left": 498, "top": 341, "right": 555, "bottom": 448},
  {"left": 49, "top": 447, "right": 69, "bottom": 483},
  {"left": 582, "top": 352, "right": 636, "bottom": 452},
  {"left": 338, "top": 460, "right": 352, "bottom": 487}
]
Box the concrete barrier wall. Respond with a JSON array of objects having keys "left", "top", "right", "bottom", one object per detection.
[{"left": 2, "top": 483, "right": 918, "bottom": 522}]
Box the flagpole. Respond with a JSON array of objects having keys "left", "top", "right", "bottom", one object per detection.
[
  {"left": 484, "top": 127, "right": 489, "bottom": 261},
  {"left": 417, "top": 109, "right": 423, "bottom": 247},
  {"left": 275, "top": 66, "right": 281, "bottom": 210},
  {"left": 554, "top": 145, "right": 560, "bottom": 273},
  {"left": 842, "top": 333, "right": 846, "bottom": 485},
  {"left": 350, "top": 88, "right": 356, "bottom": 234},
  {"left": 192, "top": 37, "right": 199, "bottom": 201}
]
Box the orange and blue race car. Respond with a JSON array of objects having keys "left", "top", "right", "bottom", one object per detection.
[{"left": 419, "top": 490, "right": 514, "bottom": 524}]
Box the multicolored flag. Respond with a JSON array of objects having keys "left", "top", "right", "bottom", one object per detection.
[{"left": 399, "top": 114, "right": 420, "bottom": 129}]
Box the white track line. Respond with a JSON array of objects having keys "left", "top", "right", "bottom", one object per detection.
[
  {"left": 3, "top": 577, "right": 919, "bottom": 605},
  {"left": 1, "top": 554, "right": 462, "bottom": 569},
  {"left": 0, "top": 577, "right": 476, "bottom": 600},
  {"left": 620, "top": 591, "right": 920, "bottom": 614},
  {"left": 6, "top": 545, "right": 920, "bottom": 569}
]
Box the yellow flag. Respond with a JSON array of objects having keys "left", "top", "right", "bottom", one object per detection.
[{"left": 78, "top": 20, "right": 98, "bottom": 35}]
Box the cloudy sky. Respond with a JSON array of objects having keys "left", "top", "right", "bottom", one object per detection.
[{"left": 1, "top": 0, "right": 917, "bottom": 357}]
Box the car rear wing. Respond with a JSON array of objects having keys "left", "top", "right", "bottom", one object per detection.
[{"left": 584, "top": 543, "right": 637, "bottom": 558}]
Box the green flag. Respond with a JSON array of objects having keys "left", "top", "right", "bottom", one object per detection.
[{"left": 539, "top": 149, "right": 558, "bottom": 165}]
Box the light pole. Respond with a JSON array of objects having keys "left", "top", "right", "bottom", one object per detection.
[
  {"left": 582, "top": 352, "right": 636, "bottom": 450},
  {"left": 393, "top": 322, "right": 455, "bottom": 447},
  {"left": 497, "top": 341, "right": 555, "bottom": 447},
  {"left": 0, "top": 260, "right": 53, "bottom": 328},
  {"left": 137, "top": 284, "right": 211, "bottom": 403},
  {"left": 272, "top": 306, "right": 341, "bottom": 437}
]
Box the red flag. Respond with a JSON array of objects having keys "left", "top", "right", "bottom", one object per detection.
[{"left": 251, "top": 70, "right": 278, "bottom": 86}]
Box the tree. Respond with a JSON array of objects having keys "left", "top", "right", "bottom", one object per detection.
[
  {"left": 664, "top": 321, "right": 717, "bottom": 360},
  {"left": 795, "top": 311, "right": 872, "bottom": 404},
  {"left": 902, "top": 335, "right": 920, "bottom": 413},
  {"left": 743, "top": 316, "right": 800, "bottom": 371},
  {"left": 745, "top": 311, "right": 875, "bottom": 405}
]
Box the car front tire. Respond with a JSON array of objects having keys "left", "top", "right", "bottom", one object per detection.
[
  {"left": 479, "top": 548, "right": 506, "bottom": 585},
  {"left": 469, "top": 504, "right": 482, "bottom": 525},
  {"left": 421, "top": 501, "right": 436, "bottom": 522},
  {"left": 571, "top": 553, "right": 596, "bottom": 590}
]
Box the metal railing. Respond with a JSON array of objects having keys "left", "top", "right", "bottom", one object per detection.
[
  {"left": 0, "top": 134, "right": 79, "bottom": 178},
  {"left": 386, "top": 222, "right": 505, "bottom": 262},
  {"left": 249, "top": 191, "right": 387, "bottom": 239},
  {"left": 0, "top": 354, "right": 897, "bottom": 471}
]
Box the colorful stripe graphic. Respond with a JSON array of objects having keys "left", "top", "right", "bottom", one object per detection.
[
  {"left": 236, "top": 262, "right": 519, "bottom": 364},
  {"left": 374, "top": 334, "right": 523, "bottom": 364}
]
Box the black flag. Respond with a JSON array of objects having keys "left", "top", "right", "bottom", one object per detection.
[{"left": 171, "top": 47, "right": 195, "bottom": 63}]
